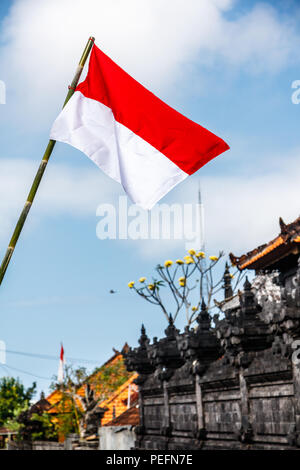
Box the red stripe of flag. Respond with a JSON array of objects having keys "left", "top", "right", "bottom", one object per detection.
[{"left": 76, "top": 45, "right": 229, "bottom": 175}]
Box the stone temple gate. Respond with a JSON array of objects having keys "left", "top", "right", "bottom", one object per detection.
[{"left": 125, "top": 216, "right": 300, "bottom": 450}]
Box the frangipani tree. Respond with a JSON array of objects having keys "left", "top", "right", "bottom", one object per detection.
[
  {"left": 51, "top": 360, "right": 133, "bottom": 438},
  {"left": 128, "top": 249, "right": 245, "bottom": 325}
]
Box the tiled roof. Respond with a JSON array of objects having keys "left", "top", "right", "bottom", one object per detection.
[
  {"left": 29, "top": 397, "right": 51, "bottom": 414},
  {"left": 98, "top": 374, "right": 138, "bottom": 425},
  {"left": 45, "top": 346, "right": 137, "bottom": 423},
  {"left": 104, "top": 402, "right": 140, "bottom": 427},
  {"left": 46, "top": 389, "right": 66, "bottom": 414},
  {"left": 230, "top": 216, "right": 300, "bottom": 271}
]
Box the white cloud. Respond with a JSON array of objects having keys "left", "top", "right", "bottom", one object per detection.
[
  {"left": 0, "top": 157, "right": 121, "bottom": 241},
  {"left": 202, "top": 166, "right": 300, "bottom": 255},
  {"left": 207, "top": 3, "right": 300, "bottom": 73},
  {"left": 1, "top": 149, "right": 299, "bottom": 262},
  {"left": 0, "top": 0, "right": 299, "bottom": 262},
  {"left": 125, "top": 149, "right": 300, "bottom": 259},
  {"left": 0, "top": 0, "right": 299, "bottom": 130}
]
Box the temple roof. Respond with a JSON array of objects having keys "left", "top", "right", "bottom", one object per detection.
[
  {"left": 99, "top": 374, "right": 138, "bottom": 425},
  {"left": 103, "top": 402, "right": 140, "bottom": 427},
  {"left": 230, "top": 216, "right": 300, "bottom": 271},
  {"left": 46, "top": 344, "right": 136, "bottom": 417}
]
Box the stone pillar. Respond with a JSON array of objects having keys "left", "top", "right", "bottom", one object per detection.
[
  {"left": 138, "top": 388, "right": 145, "bottom": 429},
  {"left": 134, "top": 385, "right": 146, "bottom": 449},
  {"left": 162, "top": 380, "right": 171, "bottom": 434},
  {"left": 290, "top": 362, "right": 300, "bottom": 447},
  {"left": 195, "top": 377, "right": 204, "bottom": 431},
  {"left": 64, "top": 433, "right": 80, "bottom": 450},
  {"left": 237, "top": 370, "right": 253, "bottom": 443}
]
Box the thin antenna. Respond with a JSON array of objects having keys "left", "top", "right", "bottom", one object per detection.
[
  {"left": 198, "top": 180, "right": 205, "bottom": 252},
  {"left": 198, "top": 181, "right": 207, "bottom": 300}
]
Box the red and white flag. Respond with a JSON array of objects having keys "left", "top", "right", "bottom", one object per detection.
[
  {"left": 50, "top": 45, "right": 229, "bottom": 210},
  {"left": 57, "top": 344, "right": 64, "bottom": 384}
]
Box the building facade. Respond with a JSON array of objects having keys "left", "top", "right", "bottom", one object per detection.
[{"left": 125, "top": 217, "right": 300, "bottom": 450}]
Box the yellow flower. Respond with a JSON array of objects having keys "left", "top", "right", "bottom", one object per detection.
[
  {"left": 188, "top": 249, "right": 196, "bottom": 256},
  {"left": 179, "top": 281, "right": 185, "bottom": 287},
  {"left": 139, "top": 277, "right": 146, "bottom": 283},
  {"left": 178, "top": 276, "right": 186, "bottom": 287},
  {"left": 230, "top": 274, "right": 235, "bottom": 279},
  {"left": 176, "top": 259, "right": 184, "bottom": 265},
  {"left": 164, "top": 260, "right": 173, "bottom": 268},
  {"left": 148, "top": 284, "right": 155, "bottom": 291},
  {"left": 196, "top": 251, "right": 205, "bottom": 258},
  {"left": 128, "top": 281, "right": 135, "bottom": 288},
  {"left": 192, "top": 306, "right": 198, "bottom": 312},
  {"left": 184, "top": 255, "right": 195, "bottom": 264},
  {"left": 209, "top": 255, "right": 219, "bottom": 262}
]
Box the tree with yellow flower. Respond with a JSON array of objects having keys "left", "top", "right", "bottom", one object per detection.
[{"left": 128, "top": 250, "right": 246, "bottom": 325}]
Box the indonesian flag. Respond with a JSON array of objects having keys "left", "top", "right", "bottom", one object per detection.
[
  {"left": 57, "top": 344, "right": 64, "bottom": 384},
  {"left": 50, "top": 45, "right": 229, "bottom": 210}
]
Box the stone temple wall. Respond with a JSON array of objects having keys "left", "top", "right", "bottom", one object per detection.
[{"left": 125, "top": 258, "right": 300, "bottom": 450}]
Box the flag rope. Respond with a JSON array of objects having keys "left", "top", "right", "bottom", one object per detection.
[{"left": 0, "top": 36, "right": 95, "bottom": 286}]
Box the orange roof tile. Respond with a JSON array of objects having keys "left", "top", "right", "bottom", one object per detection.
[
  {"left": 239, "top": 236, "right": 284, "bottom": 270},
  {"left": 44, "top": 346, "right": 137, "bottom": 427},
  {"left": 230, "top": 216, "right": 300, "bottom": 271},
  {"left": 104, "top": 403, "right": 140, "bottom": 427},
  {"left": 99, "top": 374, "right": 138, "bottom": 425}
]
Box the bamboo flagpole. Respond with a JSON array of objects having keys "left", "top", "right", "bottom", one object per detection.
[{"left": 0, "top": 36, "right": 95, "bottom": 286}]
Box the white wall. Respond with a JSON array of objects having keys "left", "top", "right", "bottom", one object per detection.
[{"left": 99, "top": 426, "right": 136, "bottom": 450}]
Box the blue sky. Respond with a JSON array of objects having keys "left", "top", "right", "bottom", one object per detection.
[{"left": 0, "top": 0, "right": 300, "bottom": 398}]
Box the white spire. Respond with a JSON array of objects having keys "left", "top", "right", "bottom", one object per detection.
[
  {"left": 57, "top": 343, "right": 65, "bottom": 384},
  {"left": 198, "top": 180, "right": 205, "bottom": 252}
]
